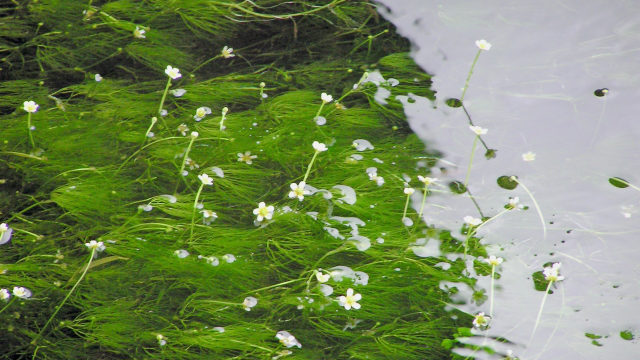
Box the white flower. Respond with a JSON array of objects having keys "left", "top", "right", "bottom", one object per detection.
[
  {"left": 242, "top": 296, "right": 258, "bottom": 311},
  {"left": 315, "top": 270, "right": 330, "bottom": 283},
  {"left": 221, "top": 46, "right": 235, "bottom": 58},
  {"left": 0, "top": 223, "right": 12, "bottom": 245},
  {"left": 276, "top": 331, "right": 302, "bottom": 348},
  {"left": 222, "top": 254, "right": 236, "bottom": 263},
  {"left": 0, "top": 288, "right": 10, "bottom": 301},
  {"left": 475, "top": 39, "right": 492, "bottom": 51},
  {"left": 174, "top": 249, "right": 190, "bottom": 258},
  {"left": 12, "top": 286, "right": 32, "bottom": 299},
  {"left": 367, "top": 171, "right": 384, "bottom": 186},
  {"left": 507, "top": 196, "right": 524, "bottom": 210},
  {"left": 338, "top": 288, "right": 361, "bottom": 310},
  {"left": 170, "top": 88, "right": 186, "bottom": 97},
  {"left": 94, "top": 74, "right": 103, "bottom": 82},
  {"left": 194, "top": 106, "right": 212, "bottom": 121},
  {"left": 198, "top": 173, "right": 213, "bottom": 185},
  {"left": 190, "top": 131, "right": 199, "bottom": 139},
  {"left": 177, "top": 123, "right": 189, "bottom": 136},
  {"left": 543, "top": 262, "right": 564, "bottom": 282},
  {"left": 522, "top": 151, "right": 536, "bottom": 162},
  {"left": 464, "top": 216, "right": 482, "bottom": 226},
  {"left": 133, "top": 26, "right": 146, "bottom": 39},
  {"left": 404, "top": 187, "right": 415, "bottom": 195},
  {"left": 321, "top": 92, "right": 333, "bottom": 104},
  {"left": 164, "top": 65, "right": 181, "bottom": 80},
  {"left": 469, "top": 125, "right": 488, "bottom": 135},
  {"left": 23, "top": 101, "right": 39, "bottom": 113},
  {"left": 417, "top": 176, "right": 437, "bottom": 186},
  {"left": 237, "top": 151, "right": 257, "bottom": 164},
  {"left": 201, "top": 209, "right": 218, "bottom": 225},
  {"left": 288, "top": 181, "right": 309, "bottom": 201},
  {"left": 202, "top": 256, "right": 219, "bottom": 266},
  {"left": 312, "top": 141, "right": 327, "bottom": 152},
  {"left": 85, "top": 240, "right": 106, "bottom": 252},
  {"left": 156, "top": 334, "right": 166, "bottom": 346},
  {"left": 484, "top": 255, "right": 503, "bottom": 266},
  {"left": 473, "top": 312, "right": 491, "bottom": 329},
  {"left": 253, "top": 202, "right": 274, "bottom": 222}
]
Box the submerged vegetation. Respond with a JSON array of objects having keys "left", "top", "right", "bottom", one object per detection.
[{"left": 0, "top": 1, "right": 560, "bottom": 359}]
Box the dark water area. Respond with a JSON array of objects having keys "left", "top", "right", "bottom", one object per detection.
[{"left": 377, "top": 1, "right": 640, "bottom": 358}]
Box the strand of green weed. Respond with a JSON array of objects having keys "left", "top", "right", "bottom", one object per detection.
[
  {"left": 0, "top": 297, "right": 16, "bottom": 316},
  {"left": 26, "top": 112, "right": 35, "bottom": 149},
  {"left": 116, "top": 136, "right": 182, "bottom": 173},
  {"left": 460, "top": 49, "right": 482, "bottom": 102},
  {"left": 224, "top": 0, "right": 346, "bottom": 20},
  {"left": 191, "top": 54, "right": 221, "bottom": 75},
  {"left": 511, "top": 176, "right": 546, "bottom": 238},
  {"left": 463, "top": 208, "right": 509, "bottom": 257},
  {"left": 189, "top": 183, "right": 205, "bottom": 242},
  {"left": 0, "top": 151, "right": 45, "bottom": 161},
  {"left": 530, "top": 280, "right": 554, "bottom": 344},
  {"left": 33, "top": 248, "right": 96, "bottom": 345},
  {"left": 464, "top": 135, "right": 479, "bottom": 187},
  {"left": 302, "top": 150, "right": 320, "bottom": 183}
]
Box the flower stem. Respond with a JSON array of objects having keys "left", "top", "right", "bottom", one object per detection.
[
  {"left": 174, "top": 135, "right": 197, "bottom": 194},
  {"left": 27, "top": 113, "right": 35, "bottom": 149},
  {"left": 156, "top": 77, "right": 172, "bottom": 130},
  {"left": 402, "top": 193, "right": 411, "bottom": 221},
  {"left": 530, "top": 280, "right": 554, "bottom": 343},
  {"left": 511, "top": 176, "right": 546, "bottom": 239},
  {"left": 302, "top": 151, "right": 320, "bottom": 183},
  {"left": 460, "top": 49, "right": 482, "bottom": 102},
  {"left": 489, "top": 265, "right": 496, "bottom": 318},
  {"left": 0, "top": 297, "right": 16, "bottom": 316},
  {"left": 190, "top": 184, "right": 204, "bottom": 242},
  {"left": 314, "top": 103, "right": 325, "bottom": 119},
  {"left": 464, "top": 135, "right": 479, "bottom": 187},
  {"left": 33, "top": 248, "right": 96, "bottom": 345},
  {"left": 417, "top": 186, "right": 428, "bottom": 219}
]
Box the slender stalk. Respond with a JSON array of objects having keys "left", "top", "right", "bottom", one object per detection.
[
  {"left": 464, "top": 135, "right": 479, "bottom": 187},
  {"left": 0, "top": 297, "right": 16, "bottom": 316},
  {"left": 511, "top": 177, "right": 546, "bottom": 238},
  {"left": 33, "top": 248, "right": 96, "bottom": 344},
  {"left": 314, "top": 103, "right": 325, "bottom": 119},
  {"left": 489, "top": 265, "right": 496, "bottom": 317},
  {"left": 530, "top": 281, "right": 554, "bottom": 343},
  {"left": 460, "top": 49, "right": 482, "bottom": 102},
  {"left": 174, "top": 135, "right": 197, "bottom": 194},
  {"left": 27, "top": 113, "right": 35, "bottom": 149},
  {"left": 302, "top": 151, "right": 320, "bottom": 183},
  {"left": 418, "top": 186, "right": 428, "bottom": 219},
  {"left": 156, "top": 77, "right": 172, "bottom": 130},
  {"left": 190, "top": 184, "right": 205, "bottom": 241},
  {"left": 402, "top": 193, "right": 411, "bottom": 220}
]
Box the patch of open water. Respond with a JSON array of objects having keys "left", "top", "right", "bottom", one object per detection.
[{"left": 377, "top": 1, "right": 640, "bottom": 358}]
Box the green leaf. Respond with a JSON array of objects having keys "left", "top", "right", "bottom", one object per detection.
[
  {"left": 620, "top": 330, "right": 634, "bottom": 340},
  {"left": 497, "top": 175, "right": 518, "bottom": 190},
  {"left": 448, "top": 181, "right": 467, "bottom": 194},
  {"left": 608, "top": 177, "right": 630, "bottom": 188}
]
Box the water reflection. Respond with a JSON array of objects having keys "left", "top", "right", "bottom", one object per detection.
[{"left": 377, "top": 1, "right": 640, "bottom": 358}]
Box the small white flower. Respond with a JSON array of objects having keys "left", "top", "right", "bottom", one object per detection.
[
  {"left": 288, "top": 181, "right": 310, "bottom": 201},
  {"left": 276, "top": 331, "right": 302, "bottom": 348},
  {"left": 139, "top": 204, "right": 153, "bottom": 212},
  {"left": 213, "top": 326, "right": 225, "bottom": 333},
  {"left": 315, "top": 270, "right": 330, "bottom": 283},
  {"left": 321, "top": 92, "right": 333, "bottom": 104},
  {"left": 174, "top": 249, "right": 190, "bottom": 258},
  {"left": 23, "top": 101, "right": 39, "bottom": 113},
  {"left": 473, "top": 312, "right": 491, "bottom": 329},
  {"left": 253, "top": 202, "right": 274, "bottom": 222},
  {"left": 177, "top": 123, "right": 189, "bottom": 136},
  {"left": 160, "top": 109, "right": 168, "bottom": 116},
  {"left": 368, "top": 171, "right": 384, "bottom": 186},
  {"left": 469, "top": 125, "right": 488, "bottom": 135},
  {"left": 0, "top": 223, "right": 12, "bottom": 245},
  {"left": 85, "top": 240, "right": 106, "bottom": 253},
  {"left": 543, "top": 262, "right": 564, "bottom": 282},
  {"left": 507, "top": 196, "right": 524, "bottom": 210},
  {"left": 242, "top": 296, "right": 258, "bottom": 311},
  {"left": 237, "top": 151, "right": 257, "bottom": 164},
  {"left": 222, "top": 254, "right": 236, "bottom": 263},
  {"left": 0, "top": 288, "right": 10, "bottom": 301},
  {"left": 133, "top": 26, "right": 146, "bottom": 39},
  {"left": 194, "top": 106, "right": 212, "bottom": 121},
  {"left": 12, "top": 286, "right": 32, "bottom": 299},
  {"left": 484, "top": 255, "right": 503, "bottom": 266},
  {"left": 464, "top": 216, "right": 482, "bottom": 227},
  {"left": 475, "top": 39, "right": 492, "bottom": 51},
  {"left": 221, "top": 46, "right": 235, "bottom": 58},
  {"left": 190, "top": 131, "right": 199, "bottom": 139},
  {"left": 403, "top": 187, "right": 415, "bottom": 195},
  {"left": 94, "top": 74, "right": 103, "bottom": 82},
  {"left": 312, "top": 141, "right": 327, "bottom": 152},
  {"left": 170, "top": 88, "right": 186, "bottom": 97},
  {"left": 156, "top": 334, "right": 166, "bottom": 346},
  {"left": 338, "top": 288, "right": 361, "bottom": 310},
  {"left": 417, "top": 176, "right": 437, "bottom": 186},
  {"left": 522, "top": 151, "right": 536, "bottom": 162},
  {"left": 165, "top": 65, "right": 181, "bottom": 80},
  {"left": 201, "top": 209, "right": 218, "bottom": 225},
  {"left": 198, "top": 173, "right": 213, "bottom": 186}
]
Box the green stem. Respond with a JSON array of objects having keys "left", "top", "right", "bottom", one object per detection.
[
  {"left": 511, "top": 176, "right": 546, "bottom": 239},
  {"left": 314, "top": 103, "right": 325, "bottom": 119},
  {"left": 302, "top": 151, "right": 320, "bottom": 183},
  {"left": 489, "top": 265, "right": 496, "bottom": 318},
  {"left": 531, "top": 280, "right": 554, "bottom": 343},
  {"left": 33, "top": 248, "right": 96, "bottom": 344},
  {"left": 402, "top": 193, "right": 411, "bottom": 221},
  {"left": 0, "top": 297, "right": 16, "bottom": 316},
  {"left": 157, "top": 77, "right": 172, "bottom": 130},
  {"left": 190, "top": 184, "right": 204, "bottom": 242},
  {"left": 464, "top": 135, "right": 479, "bottom": 187},
  {"left": 460, "top": 49, "right": 482, "bottom": 102},
  {"left": 174, "top": 135, "right": 197, "bottom": 194},
  {"left": 27, "top": 113, "right": 35, "bottom": 149},
  {"left": 417, "top": 186, "right": 428, "bottom": 219}
]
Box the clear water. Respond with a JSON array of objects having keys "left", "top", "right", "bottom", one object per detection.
[{"left": 377, "top": 1, "right": 640, "bottom": 358}]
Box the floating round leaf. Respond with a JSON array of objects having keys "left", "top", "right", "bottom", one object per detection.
[
  {"left": 608, "top": 177, "right": 629, "bottom": 188},
  {"left": 497, "top": 175, "right": 519, "bottom": 190},
  {"left": 594, "top": 88, "right": 609, "bottom": 97},
  {"left": 448, "top": 181, "right": 467, "bottom": 194},
  {"left": 484, "top": 148, "right": 497, "bottom": 159},
  {"left": 445, "top": 98, "right": 462, "bottom": 108}
]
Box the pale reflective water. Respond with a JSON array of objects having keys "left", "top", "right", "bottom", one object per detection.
[{"left": 378, "top": 1, "right": 640, "bottom": 359}]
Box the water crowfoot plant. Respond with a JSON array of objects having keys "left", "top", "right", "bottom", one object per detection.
[
  {"left": 177, "top": 131, "right": 199, "bottom": 179},
  {"left": 190, "top": 173, "right": 213, "bottom": 241},
  {"left": 530, "top": 262, "right": 564, "bottom": 343},
  {"left": 23, "top": 100, "right": 39, "bottom": 150},
  {"left": 460, "top": 39, "right": 491, "bottom": 102},
  {"left": 510, "top": 176, "right": 547, "bottom": 238},
  {"left": 219, "top": 106, "right": 229, "bottom": 130},
  {"left": 417, "top": 176, "right": 437, "bottom": 219},
  {"left": 465, "top": 125, "right": 488, "bottom": 187},
  {"left": 302, "top": 141, "right": 328, "bottom": 183},
  {"left": 157, "top": 65, "right": 182, "bottom": 124},
  {"left": 402, "top": 187, "right": 415, "bottom": 223},
  {"left": 483, "top": 255, "right": 503, "bottom": 317},
  {"left": 314, "top": 93, "right": 333, "bottom": 123}
]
